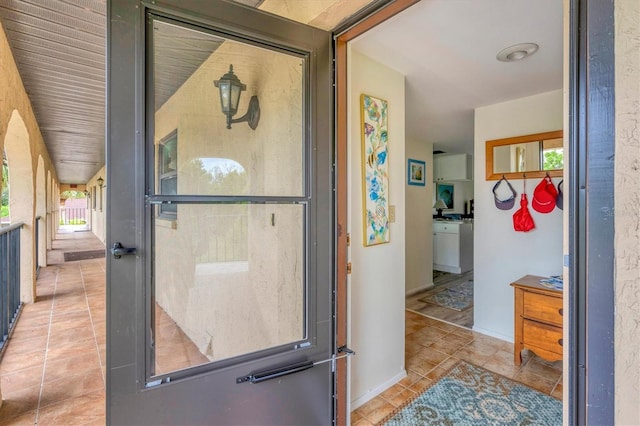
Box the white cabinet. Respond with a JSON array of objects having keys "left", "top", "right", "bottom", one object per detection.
[
  {"left": 434, "top": 153, "right": 472, "bottom": 181},
  {"left": 433, "top": 221, "right": 473, "bottom": 274}
]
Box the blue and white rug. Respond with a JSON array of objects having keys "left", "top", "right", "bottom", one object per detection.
[
  {"left": 419, "top": 280, "right": 474, "bottom": 311},
  {"left": 383, "top": 361, "right": 562, "bottom": 425}
]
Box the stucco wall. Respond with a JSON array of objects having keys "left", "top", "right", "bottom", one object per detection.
[
  {"left": 152, "top": 31, "right": 305, "bottom": 362},
  {"left": 473, "top": 90, "right": 563, "bottom": 340},
  {"left": 0, "top": 22, "right": 59, "bottom": 302},
  {"left": 0, "top": 20, "right": 60, "bottom": 407},
  {"left": 614, "top": 0, "right": 640, "bottom": 422},
  {"left": 86, "top": 168, "right": 106, "bottom": 243},
  {"left": 348, "top": 48, "right": 406, "bottom": 408}
]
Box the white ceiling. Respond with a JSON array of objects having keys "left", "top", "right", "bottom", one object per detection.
[{"left": 351, "top": 0, "right": 563, "bottom": 155}]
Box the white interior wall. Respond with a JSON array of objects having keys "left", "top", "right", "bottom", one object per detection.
[
  {"left": 406, "top": 137, "right": 433, "bottom": 294},
  {"left": 348, "top": 48, "right": 406, "bottom": 408},
  {"left": 473, "top": 89, "right": 564, "bottom": 340}
]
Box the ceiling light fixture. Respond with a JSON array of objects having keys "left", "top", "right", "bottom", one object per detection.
[{"left": 496, "top": 43, "right": 539, "bottom": 62}]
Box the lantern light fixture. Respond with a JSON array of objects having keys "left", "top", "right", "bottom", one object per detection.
[
  {"left": 97, "top": 176, "right": 104, "bottom": 188},
  {"left": 214, "top": 64, "right": 260, "bottom": 130}
]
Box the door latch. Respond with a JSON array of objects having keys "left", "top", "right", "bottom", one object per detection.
[
  {"left": 337, "top": 346, "right": 355, "bottom": 355},
  {"left": 110, "top": 242, "right": 137, "bottom": 259}
]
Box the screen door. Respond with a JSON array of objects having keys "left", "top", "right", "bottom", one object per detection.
[{"left": 106, "top": 1, "right": 335, "bottom": 424}]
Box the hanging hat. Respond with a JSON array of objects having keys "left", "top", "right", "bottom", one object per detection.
[
  {"left": 513, "top": 193, "right": 535, "bottom": 232},
  {"left": 556, "top": 180, "right": 564, "bottom": 210},
  {"left": 532, "top": 175, "right": 558, "bottom": 214},
  {"left": 493, "top": 176, "right": 517, "bottom": 210}
]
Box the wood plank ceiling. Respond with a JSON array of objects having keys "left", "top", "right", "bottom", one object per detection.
[{"left": 0, "top": 0, "right": 373, "bottom": 184}]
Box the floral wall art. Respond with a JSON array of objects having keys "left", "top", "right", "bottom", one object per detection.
[{"left": 360, "top": 94, "right": 389, "bottom": 246}]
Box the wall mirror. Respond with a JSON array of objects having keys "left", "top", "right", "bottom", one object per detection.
[{"left": 485, "top": 130, "right": 563, "bottom": 180}]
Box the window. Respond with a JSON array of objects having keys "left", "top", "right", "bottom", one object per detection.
[
  {"left": 541, "top": 137, "right": 564, "bottom": 171},
  {"left": 158, "top": 130, "right": 177, "bottom": 218}
]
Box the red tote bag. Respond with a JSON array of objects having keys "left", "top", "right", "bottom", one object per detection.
[{"left": 513, "top": 193, "right": 535, "bottom": 232}]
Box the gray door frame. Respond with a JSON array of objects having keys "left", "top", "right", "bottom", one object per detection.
[
  {"left": 333, "top": 0, "right": 617, "bottom": 424},
  {"left": 106, "top": 1, "right": 335, "bottom": 424},
  {"left": 568, "top": 0, "right": 615, "bottom": 424}
]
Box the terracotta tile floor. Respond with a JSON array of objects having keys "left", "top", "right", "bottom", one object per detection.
[
  {"left": 1, "top": 229, "right": 563, "bottom": 425},
  {"left": 0, "top": 230, "right": 106, "bottom": 425},
  {"left": 0, "top": 228, "right": 213, "bottom": 425},
  {"left": 351, "top": 310, "right": 564, "bottom": 426}
]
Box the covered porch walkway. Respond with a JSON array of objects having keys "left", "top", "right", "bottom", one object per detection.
[{"left": 0, "top": 227, "right": 105, "bottom": 424}]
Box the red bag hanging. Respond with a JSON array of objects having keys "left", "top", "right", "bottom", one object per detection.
[{"left": 513, "top": 193, "right": 535, "bottom": 232}]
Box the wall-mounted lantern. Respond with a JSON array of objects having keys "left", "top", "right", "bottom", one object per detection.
[
  {"left": 97, "top": 176, "right": 104, "bottom": 188},
  {"left": 214, "top": 64, "right": 260, "bottom": 130}
]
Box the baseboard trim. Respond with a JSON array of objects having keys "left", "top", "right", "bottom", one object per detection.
[
  {"left": 405, "top": 283, "right": 434, "bottom": 296},
  {"left": 471, "top": 325, "right": 513, "bottom": 343},
  {"left": 433, "top": 264, "right": 461, "bottom": 274},
  {"left": 350, "top": 369, "right": 407, "bottom": 411}
]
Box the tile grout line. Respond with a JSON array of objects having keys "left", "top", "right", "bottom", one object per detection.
[
  {"left": 80, "top": 260, "right": 106, "bottom": 387},
  {"left": 34, "top": 266, "right": 60, "bottom": 425}
]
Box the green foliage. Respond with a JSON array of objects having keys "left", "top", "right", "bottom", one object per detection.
[
  {"left": 543, "top": 150, "right": 563, "bottom": 171},
  {"left": 60, "top": 190, "right": 86, "bottom": 199},
  {"left": 60, "top": 218, "right": 86, "bottom": 225},
  {"left": 1, "top": 205, "right": 8, "bottom": 218},
  {"left": 185, "top": 159, "right": 248, "bottom": 195}
]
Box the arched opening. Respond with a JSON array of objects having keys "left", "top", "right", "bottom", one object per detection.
[
  {"left": 46, "top": 170, "right": 52, "bottom": 250},
  {"left": 1, "top": 151, "right": 8, "bottom": 225},
  {"left": 36, "top": 156, "right": 46, "bottom": 269},
  {"left": 3, "top": 110, "right": 35, "bottom": 302}
]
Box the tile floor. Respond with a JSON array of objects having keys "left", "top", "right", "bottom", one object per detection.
[
  {"left": 0, "top": 234, "right": 106, "bottom": 425},
  {"left": 1, "top": 229, "right": 563, "bottom": 425},
  {"left": 0, "top": 228, "right": 216, "bottom": 425},
  {"left": 406, "top": 270, "right": 474, "bottom": 328},
  {"left": 351, "top": 310, "right": 563, "bottom": 425}
]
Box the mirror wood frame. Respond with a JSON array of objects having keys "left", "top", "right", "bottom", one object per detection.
[{"left": 485, "top": 130, "right": 563, "bottom": 180}]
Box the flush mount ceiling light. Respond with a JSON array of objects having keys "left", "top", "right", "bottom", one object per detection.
[{"left": 496, "top": 43, "right": 539, "bottom": 62}]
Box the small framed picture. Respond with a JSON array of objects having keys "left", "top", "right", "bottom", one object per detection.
[
  {"left": 436, "top": 183, "right": 454, "bottom": 209},
  {"left": 407, "top": 159, "right": 426, "bottom": 186}
]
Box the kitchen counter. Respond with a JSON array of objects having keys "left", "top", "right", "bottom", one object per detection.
[{"left": 433, "top": 221, "right": 473, "bottom": 273}]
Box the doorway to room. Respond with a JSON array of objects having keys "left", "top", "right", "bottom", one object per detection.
[{"left": 339, "top": 0, "right": 574, "bottom": 421}]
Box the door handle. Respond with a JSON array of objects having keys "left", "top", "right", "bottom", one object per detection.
[
  {"left": 110, "top": 242, "right": 137, "bottom": 259},
  {"left": 236, "top": 360, "right": 314, "bottom": 384}
]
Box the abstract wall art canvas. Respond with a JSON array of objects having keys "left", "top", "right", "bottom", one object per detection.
[
  {"left": 436, "top": 183, "right": 454, "bottom": 210},
  {"left": 360, "top": 94, "right": 389, "bottom": 246}
]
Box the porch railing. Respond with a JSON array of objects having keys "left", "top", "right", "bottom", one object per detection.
[
  {"left": 59, "top": 207, "right": 87, "bottom": 225},
  {"left": 0, "top": 222, "right": 23, "bottom": 356}
]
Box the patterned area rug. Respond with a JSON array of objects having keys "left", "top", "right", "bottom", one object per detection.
[
  {"left": 383, "top": 361, "right": 562, "bottom": 425},
  {"left": 419, "top": 280, "right": 473, "bottom": 311},
  {"left": 432, "top": 270, "right": 450, "bottom": 281},
  {"left": 63, "top": 249, "right": 105, "bottom": 262}
]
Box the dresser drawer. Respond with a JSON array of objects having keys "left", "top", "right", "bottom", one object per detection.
[
  {"left": 523, "top": 319, "right": 563, "bottom": 355},
  {"left": 523, "top": 291, "right": 563, "bottom": 327}
]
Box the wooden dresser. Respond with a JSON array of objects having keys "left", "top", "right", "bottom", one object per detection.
[{"left": 511, "top": 275, "right": 563, "bottom": 365}]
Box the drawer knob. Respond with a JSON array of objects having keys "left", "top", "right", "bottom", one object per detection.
[
  {"left": 559, "top": 308, "right": 563, "bottom": 316},
  {"left": 558, "top": 338, "right": 563, "bottom": 347}
]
